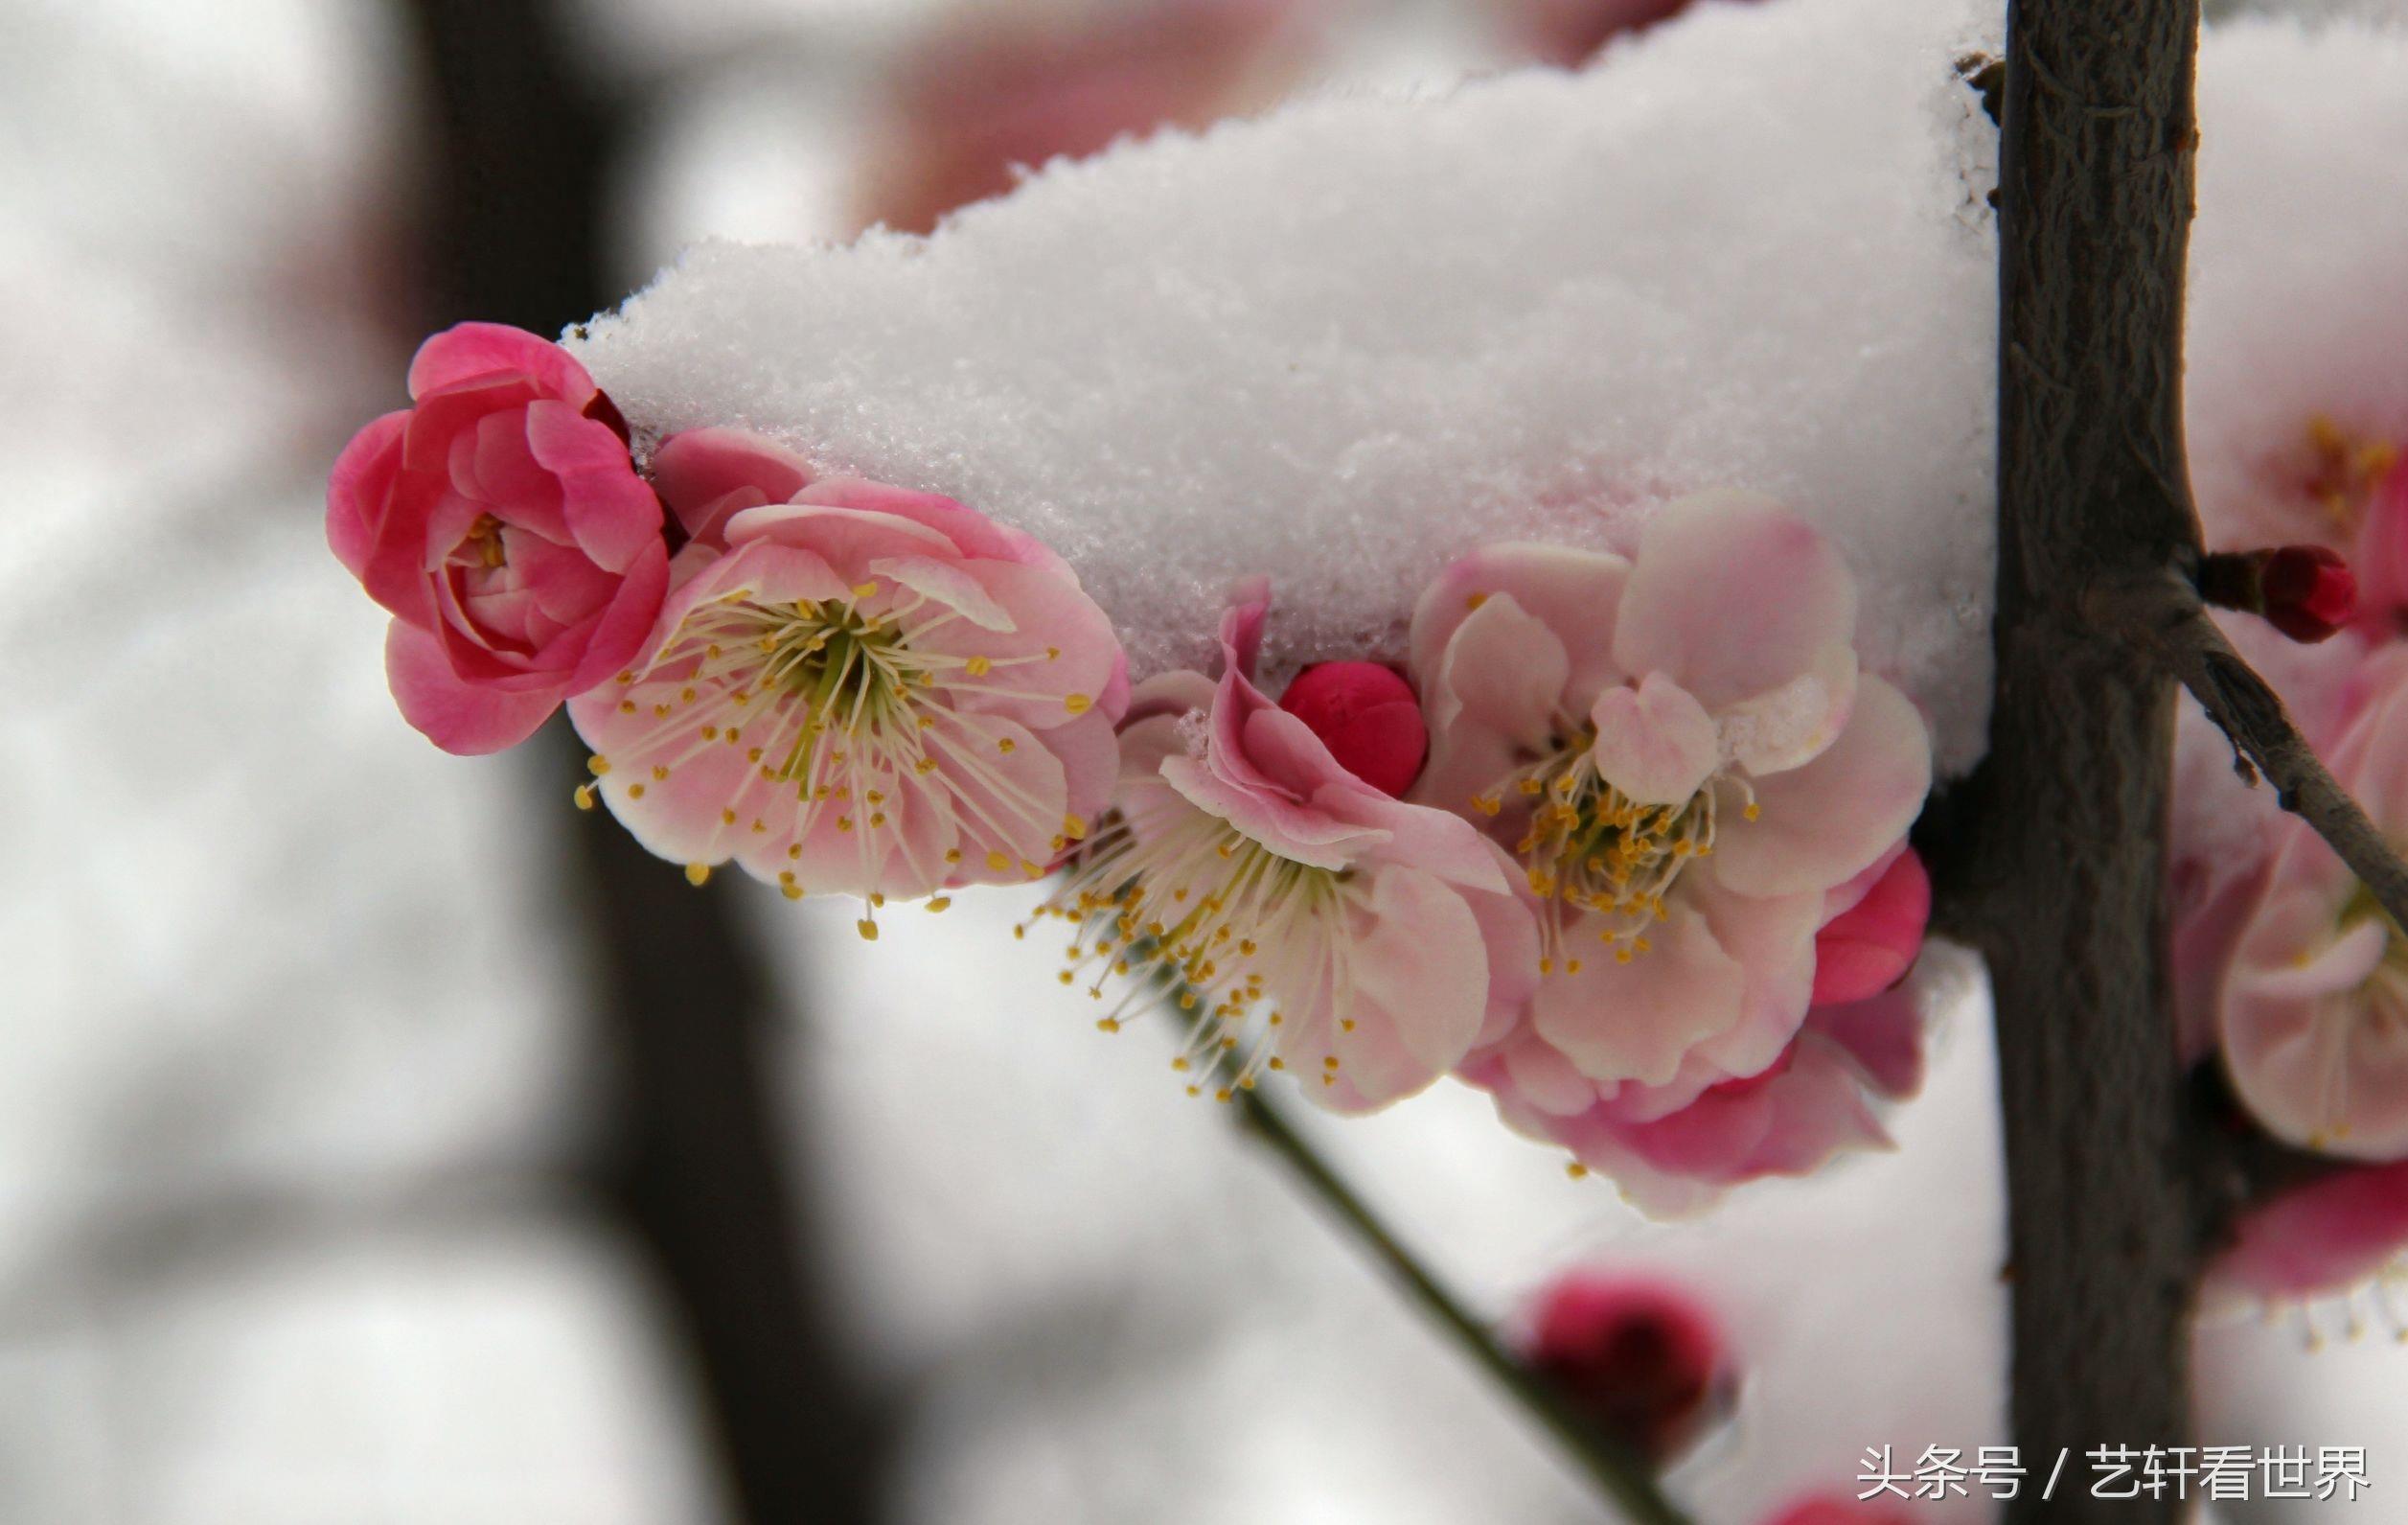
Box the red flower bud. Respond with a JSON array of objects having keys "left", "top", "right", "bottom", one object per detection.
[
  {"left": 2261, "top": 544, "right": 2356, "bottom": 642},
  {"left": 1277, "top": 660, "right": 1428, "bottom": 797},
  {"left": 2198, "top": 544, "right": 2356, "bottom": 643},
  {"left": 1525, "top": 1274, "right": 1730, "bottom": 1464}
]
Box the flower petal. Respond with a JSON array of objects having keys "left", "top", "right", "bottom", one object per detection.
[
  {"left": 1590, "top": 673, "right": 1719, "bottom": 806},
  {"left": 1613, "top": 491, "right": 1856, "bottom": 711},
  {"left": 1709, "top": 675, "right": 1930, "bottom": 898},
  {"left": 386, "top": 621, "right": 562, "bottom": 754}
]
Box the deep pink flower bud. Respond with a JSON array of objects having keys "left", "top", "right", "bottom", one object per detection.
[
  {"left": 1525, "top": 1274, "right": 1729, "bottom": 1464},
  {"left": 2262, "top": 544, "right": 2358, "bottom": 642},
  {"left": 1811, "top": 847, "right": 1930, "bottom": 1005},
  {"left": 1761, "top": 1495, "right": 1917, "bottom": 1525},
  {"left": 1278, "top": 660, "right": 1429, "bottom": 797},
  {"left": 2199, "top": 544, "right": 2357, "bottom": 643}
]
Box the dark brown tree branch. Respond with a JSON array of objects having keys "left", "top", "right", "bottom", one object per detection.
[
  {"left": 2105, "top": 570, "right": 2408, "bottom": 938},
  {"left": 1929, "top": 2, "right": 2206, "bottom": 1518}
]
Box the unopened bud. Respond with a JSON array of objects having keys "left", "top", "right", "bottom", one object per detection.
[{"left": 2198, "top": 544, "right": 2355, "bottom": 643}]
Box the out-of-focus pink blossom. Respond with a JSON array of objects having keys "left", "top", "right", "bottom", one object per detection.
[
  {"left": 2354, "top": 454, "right": 2408, "bottom": 634},
  {"left": 1759, "top": 1494, "right": 1917, "bottom": 1525},
  {"left": 567, "top": 428, "right": 1125, "bottom": 922},
  {"left": 1523, "top": 1273, "right": 1731, "bottom": 1463},
  {"left": 328, "top": 322, "right": 669, "bottom": 753},
  {"left": 2204, "top": 1161, "right": 2408, "bottom": 1317},
  {"left": 1410, "top": 494, "right": 1932, "bottom": 1183},
  {"left": 860, "top": 0, "right": 1313, "bottom": 236},
  {"left": 1502, "top": 0, "right": 1757, "bottom": 70},
  {"left": 1038, "top": 585, "right": 1537, "bottom": 1111},
  {"left": 1277, "top": 660, "right": 1427, "bottom": 797},
  {"left": 2221, "top": 649, "right": 2408, "bottom": 1156}
]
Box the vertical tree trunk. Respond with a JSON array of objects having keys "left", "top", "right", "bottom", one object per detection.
[{"left": 1950, "top": 1, "right": 2206, "bottom": 1517}]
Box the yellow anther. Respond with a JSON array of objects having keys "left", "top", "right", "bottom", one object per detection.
[
  {"left": 1065, "top": 693, "right": 1092, "bottom": 714},
  {"left": 964, "top": 656, "right": 992, "bottom": 677},
  {"left": 1744, "top": 801, "right": 1762, "bottom": 820},
  {"left": 684, "top": 864, "right": 711, "bottom": 887},
  {"left": 1566, "top": 1162, "right": 1590, "bottom": 1180},
  {"left": 573, "top": 784, "right": 595, "bottom": 811},
  {"left": 1465, "top": 591, "right": 1488, "bottom": 611},
  {"left": 998, "top": 737, "right": 1017, "bottom": 754},
  {"left": 587, "top": 755, "right": 611, "bottom": 775},
  {"left": 987, "top": 850, "right": 1010, "bottom": 871},
  {"left": 858, "top": 918, "right": 880, "bottom": 941},
  {"left": 851, "top": 581, "right": 879, "bottom": 599},
  {"left": 628, "top": 783, "right": 646, "bottom": 799},
  {"left": 1063, "top": 815, "right": 1088, "bottom": 841},
  {"left": 927, "top": 897, "right": 952, "bottom": 913}
]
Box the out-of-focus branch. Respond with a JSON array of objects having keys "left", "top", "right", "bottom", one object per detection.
[
  {"left": 393, "top": 4, "right": 888, "bottom": 1521},
  {"left": 2108, "top": 570, "right": 2408, "bottom": 937}
]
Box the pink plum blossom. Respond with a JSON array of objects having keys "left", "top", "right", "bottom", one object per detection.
[
  {"left": 328, "top": 322, "right": 670, "bottom": 753},
  {"left": 2220, "top": 647, "right": 2408, "bottom": 1157},
  {"left": 566, "top": 428, "right": 1126, "bottom": 923},
  {"left": 1410, "top": 493, "right": 1932, "bottom": 1190},
  {"left": 860, "top": 0, "right": 1311, "bottom": 236},
  {"left": 2202, "top": 1161, "right": 2408, "bottom": 1324},
  {"left": 1522, "top": 1272, "right": 1731, "bottom": 1463},
  {"left": 1036, "top": 585, "right": 1538, "bottom": 1111}
]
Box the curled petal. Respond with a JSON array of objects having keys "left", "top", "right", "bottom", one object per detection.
[
  {"left": 1590, "top": 673, "right": 1718, "bottom": 806},
  {"left": 1709, "top": 675, "right": 1931, "bottom": 899}
]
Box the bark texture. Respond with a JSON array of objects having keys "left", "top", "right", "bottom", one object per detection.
[{"left": 1941, "top": 2, "right": 2207, "bottom": 1518}]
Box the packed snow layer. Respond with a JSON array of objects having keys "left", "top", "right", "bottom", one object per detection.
[
  {"left": 572, "top": 0, "right": 2005, "bottom": 773},
  {"left": 572, "top": 0, "right": 2408, "bottom": 780}
]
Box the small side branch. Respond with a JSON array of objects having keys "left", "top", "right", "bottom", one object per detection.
[
  {"left": 2111, "top": 572, "right": 2408, "bottom": 936},
  {"left": 1227, "top": 1083, "right": 1691, "bottom": 1525}
]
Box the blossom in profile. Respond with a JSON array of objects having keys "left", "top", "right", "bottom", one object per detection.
[
  {"left": 2221, "top": 648, "right": 2408, "bottom": 1157},
  {"left": 1522, "top": 1272, "right": 1731, "bottom": 1464},
  {"left": 568, "top": 429, "right": 1126, "bottom": 924},
  {"left": 1037, "top": 585, "right": 1537, "bottom": 1110},
  {"left": 1410, "top": 493, "right": 1932, "bottom": 1165},
  {"left": 327, "top": 322, "right": 669, "bottom": 753},
  {"left": 2203, "top": 1161, "right": 2408, "bottom": 1332}
]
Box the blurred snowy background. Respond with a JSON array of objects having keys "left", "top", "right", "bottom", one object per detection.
[{"left": 5, "top": 0, "right": 2406, "bottom": 1521}]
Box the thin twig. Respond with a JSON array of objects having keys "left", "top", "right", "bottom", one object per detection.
[
  {"left": 1225, "top": 1079, "right": 1692, "bottom": 1525},
  {"left": 2111, "top": 570, "right": 2408, "bottom": 938}
]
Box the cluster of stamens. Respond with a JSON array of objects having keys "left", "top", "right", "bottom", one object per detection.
[
  {"left": 1470, "top": 721, "right": 1756, "bottom": 975},
  {"left": 577, "top": 580, "right": 1090, "bottom": 935},
  {"left": 2305, "top": 415, "right": 2401, "bottom": 529},
  {"left": 1020, "top": 804, "right": 1365, "bottom": 1100}
]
